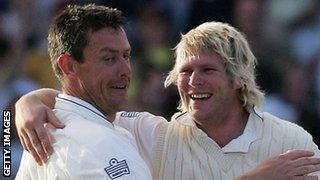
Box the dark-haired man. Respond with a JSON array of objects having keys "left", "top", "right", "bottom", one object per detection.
[{"left": 15, "top": 4, "right": 151, "bottom": 179}]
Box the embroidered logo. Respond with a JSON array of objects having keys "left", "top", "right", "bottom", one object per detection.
[
  {"left": 104, "top": 158, "right": 130, "bottom": 179},
  {"left": 120, "top": 111, "right": 139, "bottom": 118}
]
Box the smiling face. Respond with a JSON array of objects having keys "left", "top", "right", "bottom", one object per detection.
[
  {"left": 177, "top": 51, "right": 241, "bottom": 123},
  {"left": 74, "top": 27, "right": 131, "bottom": 119}
]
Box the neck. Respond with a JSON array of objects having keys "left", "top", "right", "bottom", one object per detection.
[
  {"left": 195, "top": 106, "right": 249, "bottom": 148},
  {"left": 62, "top": 85, "right": 116, "bottom": 122}
]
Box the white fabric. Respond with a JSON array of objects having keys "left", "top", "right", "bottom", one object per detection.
[
  {"left": 114, "top": 111, "right": 167, "bottom": 172},
  {"left": 114, "top": 108, "right": 320, "bottom": 179},
  {"left": 16, "top": 93, "right": 152, "bottom": 180},
  {"left": 175, "top": 108, "right": 263, "bottom": 153}
]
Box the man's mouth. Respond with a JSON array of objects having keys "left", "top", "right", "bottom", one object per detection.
[
  {"left": 111, "top": 85, "right": 127, "bottom": 89},
  {"left": 189, "top": 93, "right": 212, "bottom": 100}
]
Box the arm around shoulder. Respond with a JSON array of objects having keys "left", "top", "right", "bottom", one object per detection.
[
  {"left": 16, "top": 88, "right": 59, "bottom": 109},
  {"left": 15, "top": 88, "right": 64, "bottom": 165}
]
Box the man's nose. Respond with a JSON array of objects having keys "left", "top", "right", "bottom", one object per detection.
[
  {"left": 188, "top": 71, "right": 203, "bottom": 87},
  {"left": 119, "top": 58, "right": 132, "bottom": 77}
]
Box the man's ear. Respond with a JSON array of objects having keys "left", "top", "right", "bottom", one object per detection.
[{"left": 57, "top": 54, "right": 77, "bottom": 78}]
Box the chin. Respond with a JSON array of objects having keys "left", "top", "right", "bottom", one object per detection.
[
  {"left": 106, "top": 99, "right": 126, "bottom": 112},
  {"left": 116, "top": 100, "right": 128, "bottom": 109},
  {"left": 190, "top": 110, "right": 210, "bottom": 122}
]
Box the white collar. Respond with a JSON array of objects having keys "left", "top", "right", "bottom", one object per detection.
[
  {"left": 176, "top": 107, "right": 263, "bottom": 153},
  {"left": 222, "top": 108, "right": 263, "bottom": 153},
  {"left": 55, "top": 93, "right": 114, "bottom": 128}
]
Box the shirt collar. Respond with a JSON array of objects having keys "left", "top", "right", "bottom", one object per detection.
[
  {"left": 176, "top": 107, "right": 263, "bottom": 153},
  {"left": 222, "top": 107, "right": 263, "bottom": 153},
  {"left": 55, "top": 93, "right": 113, "bottom": 128}
]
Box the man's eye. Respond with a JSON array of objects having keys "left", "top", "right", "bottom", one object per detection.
[
  {"left": 104, "top": 57, "right": 115, "bottom": 62},
  {"left": 103, "top": 57, "right": 116, "bottom": 65},
  {"left": 204, "top": 68, "right": 215, "bottom": 73},
  {"left": 180, "top": 69, "right": 192, "bottom": 75},
  {"left": 123, "top": 54, "right": 131, "bottom": 61}
]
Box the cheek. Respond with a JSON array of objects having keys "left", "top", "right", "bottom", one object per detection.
[
  {"left": 177, "top": 77, "right": 190, "bottom": 103},
  {"left": 177, "top": 76, "right": 189, "bottom": 92},
  {"left": 87, "top": 75, "right": 107, "bottom": 93}
]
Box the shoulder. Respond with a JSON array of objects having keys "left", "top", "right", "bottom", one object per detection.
[
  {"left": 115, "top": 111, "right": 169, "bottom": 138},
  {"left": 118, "top": 111, "right": 141, "bottom": 118},
  {"left": 256, "top": 111, "right": 320, "bottom": 157},
  {"left": 263, "top": 112, "right": 307, "bottom": 133},
  {"left": 52, "top": 109, "right": 107, "bottom": 135},
  {"left": 169, "top": 111, "right": 194, "bottom": 127},
  {"left": 115, "top": 111, "right": 168, "bottom": 127},
  {"left": 171, "top": 111, "right": 188, "bottom": 121},
  {"left": 50, "top": 125, "right": 140, "bottom": 168},
  {"left": 53, "top": 108, "right": 85, "bottom": 125},
  {"left": 51, "top": 110, "right": 134, "bottom": 151},
  {"left": 116, "top": 111, "right": 167, "bottom": 121},
  {"left": 263, "top": 111, "right": 313, "bottom": 141}
]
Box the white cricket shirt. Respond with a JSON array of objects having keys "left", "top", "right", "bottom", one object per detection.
[{"left": 16, "top": 93, "right": 152, "bottom": 180}]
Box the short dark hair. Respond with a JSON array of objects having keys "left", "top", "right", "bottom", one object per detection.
[{"left": 48, "top": 4, "right": 126, "bottom": 79}]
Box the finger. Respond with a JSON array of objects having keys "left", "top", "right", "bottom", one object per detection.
[
  {"left": 45, "top": 123, "right": 56, "bottom": 144},
  {"left": 282, "top": 150, "right": 315, "bottom": 160},
  {"left": 22, "top": 130, "right": 43, "bottom": 165},
  {"left": 16, "top": 113, "right": 27, "bottom": 150},
  {"left": 25, "top": 128, "right": 47, "bottom": 164},
  {"left": 46, "top": 109, "right": 64, "bottom": 128},
  {"left": 19, "top": 134, "right": 27, "bottom": 150},
  {"left": 294, "top": 175, "right": 317, "bottom": 180},
  {"left": 34, "top": 127, "right": 51, "bottom": 161},
  {"left": 293, "top": 164, "right": 320, "bottom": 176},
  {"left": 293, "top": 157, "right": 320, "bottom": 167}
]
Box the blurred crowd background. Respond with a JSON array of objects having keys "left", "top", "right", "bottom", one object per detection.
[{"left": 0, "top": 0, "right": 319, "bottom": 178}]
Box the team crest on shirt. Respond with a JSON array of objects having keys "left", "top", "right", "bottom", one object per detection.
[
  {"left": 104, "top": 158, "right": 130, "bottom": 179},
  {"left": 120, "top": 111, "right": 139, "bottom": 118}
]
